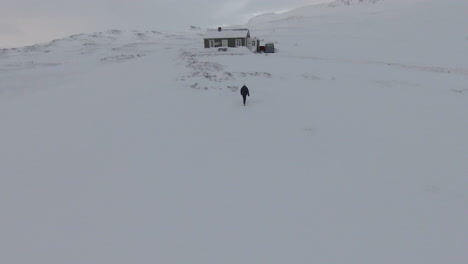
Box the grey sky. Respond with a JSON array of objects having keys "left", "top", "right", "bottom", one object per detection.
[{"left": 0, "top": 0, "right": 330, "bottom": 48}]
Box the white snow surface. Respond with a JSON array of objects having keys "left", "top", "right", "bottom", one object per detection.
[{"left": 1, "top": 0, "right": 467, "bottom": 263}]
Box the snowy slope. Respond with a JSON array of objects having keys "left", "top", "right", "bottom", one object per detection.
[
  {"left": 1, "top": 0, "right": 467, "bottom": 264},
  {"left": 248, "top": 0, "right": 382, "bottom": 25}
]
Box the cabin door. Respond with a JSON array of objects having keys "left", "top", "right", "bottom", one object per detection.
[
  {"left": 209, "top": 40, "right": 215, "bottom": 48},
  {"left": 222, "top": 40, "right": 228, "bottom": 47},
  {"left": 235, "top": 39, "right": 242, "bottom": 47}
]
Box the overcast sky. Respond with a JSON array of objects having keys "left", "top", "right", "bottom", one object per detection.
[{"left": 0, "top": 0, "right": 331, "bottom": 48}]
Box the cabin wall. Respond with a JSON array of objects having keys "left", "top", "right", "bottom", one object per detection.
[{"left": 204, "top": 38, "right": 247, "bottom": 48}]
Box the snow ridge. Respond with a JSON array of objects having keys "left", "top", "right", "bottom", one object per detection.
[
  {"left": 248, "top": 0, "right": 383, "bottom": 25},
  {"left": 0, "top": 30, "right": 177, "bottom": 72},
  {"left": 328, "top": 0, "right": 382, "bottom": 7}
]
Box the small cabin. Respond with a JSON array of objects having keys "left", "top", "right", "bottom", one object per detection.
[{"left": 204, "top": 27, "right": 258, "bottom": 51}]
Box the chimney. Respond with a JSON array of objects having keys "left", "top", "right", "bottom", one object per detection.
[{"left": 218, "top": 27, "right": 222, "bottom": 32}]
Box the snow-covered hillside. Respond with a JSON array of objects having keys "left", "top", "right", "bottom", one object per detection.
[
  {"left": 1, "top": 0, "right": 467, "bottom": 263},
  {"left": 330, "top": 0, "right": 382, "bottom": 6},
  {"left": 248, "top": 0, "right": 383, "bottom": 24}
]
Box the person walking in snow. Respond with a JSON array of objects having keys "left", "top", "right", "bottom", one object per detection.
[{"left": 240, "top": 85, "right": 250, "bottom": 106}]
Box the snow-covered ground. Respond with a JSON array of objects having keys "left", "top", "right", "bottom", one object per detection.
[{"left": 1, "top": 0, "right": 467, "bottom": 263}]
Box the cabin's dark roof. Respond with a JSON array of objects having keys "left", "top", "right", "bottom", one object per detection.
[{"left": 204, "top": 29, "right": 249, "bottom": 39}]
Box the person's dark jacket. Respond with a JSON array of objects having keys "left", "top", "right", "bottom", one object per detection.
[{"left": 240, "top": 86, "right": 250, "bottom": 96}]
